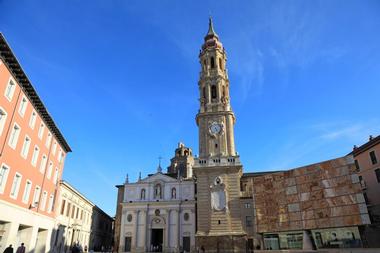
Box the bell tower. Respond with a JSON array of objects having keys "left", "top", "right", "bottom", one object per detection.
[
  {"left": 196, "top": 18, "right": 236, "bottom": 159},
  {"left": 194, "top": 18, "right": 246, "bottom": 252}
]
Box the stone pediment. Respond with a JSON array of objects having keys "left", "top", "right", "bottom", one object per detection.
[{"left": 140, "top": 172, "right": 178, "bottom": 183}]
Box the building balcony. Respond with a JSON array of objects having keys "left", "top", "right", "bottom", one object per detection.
[
  {"left": 199, "top": 69, "right": 228, "bottom": 79},
  {"left": 193, "top": 156, "right": 241, "bottom": 168},
  {"left": 240, "top": 190, "right": 253, "bottom": 198}
]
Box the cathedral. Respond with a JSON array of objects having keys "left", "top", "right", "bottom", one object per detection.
[{"left": 115, "top": 19, "right": 370, "bottom": 253}]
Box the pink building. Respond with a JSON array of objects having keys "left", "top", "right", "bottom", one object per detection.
[
  {"left": 0, "top": 33, "right": 71, "bottom": 253},
  {"left": 351, "top": 135, "right": 380, "bottom": 247}
]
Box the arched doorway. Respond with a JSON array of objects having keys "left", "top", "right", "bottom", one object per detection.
[{"left": 150, "top": 216, "right": 165, "bottom": 252}]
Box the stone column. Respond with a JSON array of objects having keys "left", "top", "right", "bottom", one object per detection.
[
  {"left": 176, "top": 208, "right": 180, "bottom": 251},
  {"left": 28, "top": 225, "right": 38, "bottom": 253},
  {"left": 133, "top": 210, "right": 138, "bottom": 249},
  {"left": 167, "top": 209, "right": 171, "bottom": 250},
  {"left": 141, "top": 209, "right": 147, "bottom": 252},
  {"left": 164, "top": 210, "right": 169, "bottom": 251}
]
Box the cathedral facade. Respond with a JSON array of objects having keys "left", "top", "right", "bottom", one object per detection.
[
  {"left": 118, "top": 144, "right": 195, "bottom": 253},
  {"left": 116, "top": 19, "right": 371, "bottom": 253}
]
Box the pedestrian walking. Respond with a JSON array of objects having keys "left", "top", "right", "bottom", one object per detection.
[
  {"left": 15, "top": 243, "right": 25, "bottom": 253},
  {"left": 3, "top": 244, "right": 13, "bottom": 253}
]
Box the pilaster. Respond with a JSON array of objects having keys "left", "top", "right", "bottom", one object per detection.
[{"left": 119, "top": 209, "right": 126, "bottom": 252}]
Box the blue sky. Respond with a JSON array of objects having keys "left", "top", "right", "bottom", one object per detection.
[{"left": 1, "top": 0, "right": 380, "bottom": 216}]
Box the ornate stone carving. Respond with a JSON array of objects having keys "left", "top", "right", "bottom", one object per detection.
[{"left": 210, "top": 176, "right": 226, "bottom": 211}]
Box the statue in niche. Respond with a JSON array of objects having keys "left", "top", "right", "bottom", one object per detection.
[
  {"left": 210, "top": 176, "right": 226, "bottom": 211},
  {"left": 171, "top": 187, "right": 176, "bottom": 199},
  {"left": 154, "top": 184, "right": 162, "bottom": 199}
]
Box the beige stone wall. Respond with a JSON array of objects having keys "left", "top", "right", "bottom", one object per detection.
[
  {"left": 249, "top": 156, "right": 370, "bottom": 233},
  {"left": 194, "top": 165, "right": 245, "bottom": 236}
]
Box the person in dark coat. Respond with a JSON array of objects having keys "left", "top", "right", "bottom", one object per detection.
[
  {"left": 15, "top": 243, "right": 25, "bottom": 253},
  {"left": 3, "top": 245, "right": 13, "bottom": 253}
]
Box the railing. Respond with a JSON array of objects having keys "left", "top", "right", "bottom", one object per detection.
[
  {"left": 193, "top": 156, "right": 241, "bottom": 167},
  {"left": 241, "top": 190, "right": 253, "bottom": 198}
]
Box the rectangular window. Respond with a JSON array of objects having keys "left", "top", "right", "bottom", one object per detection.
[
  {"left": 40, "top": 191, "right": 47, "bottom": 211},
  {"left": 31, "top": 146, "right": 40, "bottom": 167},
  {"left": 58, "top": 149, "right": 63, "bottom": 163},
  {"left": 47, "top": 162, "right": 53, "bottom": 179},
  {"left": 246, "top": 216, "right": 252, "bottom": 227},
  {"left": 4, "top": 79, "right": 16, "bottom": 101},
  {"left": 21, "top": 136, "right": 31, "bottom": 159},
  {"left": 32, "top": 185, "right": 41, "bottom": 207},
  {"left": 29, "top": 111, "right": 37, "bottom": 129},
  {"left": 76, "top": 208, "right": 79, "bottom": 219},
  {"left": 40, "top": 155, "right": 47, "bottom": 173},
  {"left": 8, "top": 123, "right": 21, "bottom": 149},
  {"left": 52, "top": 141, "right": 57, "bottom": 155},
  {"left": 81, "top": 210, "right": 83, "bottom": 220},
  {"left": 60, "top": 199, "right": 66, "bottom": 215},
  {"left": 370, "top": 151, "right": 378, "bottom": 165},
  {"left": 0, "top": 107, "right": 7, "bottom": 136},
  {"left": 18, "top": 96, "right": 28, "bottom": 116},
  {"left": 244, "top": 203, "right": 252, "bottom": 208},
  {"left": 0, "top": 164, "right": 10, "bottom": 194},
  {"left": 46, "top": 132, "right": 52, "bottom": 148},
  {"left": 354, "top": 160, "right": 360, "bottom": 171},
  {"left": 66, "top": 202, "right": 71, "bottom": 217},
  {"left": 38, "top": 123, "right": 45, "bottom": 139},
  {"left": 53, "top": 168, "right": 59, "bottom": 184},
  {"left": 71, "top": 205, "right": 75, "bottom": 218},
  {"left": 22, "top": 180, "right": 32, "bottom": 203},
  {"left": 10, "top": 173, "right": 22, "bottom": 199},
  {"left": 48, "top": 194, "right": 54, "bottom": 213},
  {"left": 375, "top": 169, "right": 380, "bottom": 183}
]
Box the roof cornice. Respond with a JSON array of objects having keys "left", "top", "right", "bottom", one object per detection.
[
  {"left": 0, "top": 33, "right": 71, "bottom": 152},
  {"left": 350, "top": 135, "right": 380, "bottom": 156}
]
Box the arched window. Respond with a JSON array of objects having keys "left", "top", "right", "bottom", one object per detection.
[
  {"left": 203, "top": 60, "right": 207, "bottom": 71},
  {"left": 211, "top": 85, "right": 217, "bottom": 99},
  {"left": 140, "top": 189, "right": 146, "bottom": 200},
  {"left": 210, "top": 57, "right": 215, "bottom": 69},
  {"left": 219, "top": 58, "right": 223, "bottom": 70},
  {"left": 154, "top": 184, "right": 162, "bottom": 199},
  {"left": 202, "top": 87, "right": 206, "bottom": 99},
  {"left": 171, "top": 187, "right": 176, "bottom": 199}
]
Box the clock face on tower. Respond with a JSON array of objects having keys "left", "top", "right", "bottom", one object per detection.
[{"left": 209, "top": 122, "right": 222, "bottom": 135}]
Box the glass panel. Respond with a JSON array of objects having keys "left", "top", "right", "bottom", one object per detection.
[
  {"left": 264, "top": 234, "right": 280, "bottom": 250},
  {"left": 312, "top": 227, "right": 362, "bottom": 248}
]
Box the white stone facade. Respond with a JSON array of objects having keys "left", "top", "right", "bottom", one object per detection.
[
  {"left": 119, "top": 172, "right": 195, "bottom": 253},
  {"left": 0, "top": 199, "right": 55, "bottom": 253},
  {"left": 53, "top": 181, "right": 94, "bottom": 253}
]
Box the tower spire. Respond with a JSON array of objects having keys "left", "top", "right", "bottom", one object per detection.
[
  {"left": 205, "top": 17, "right": 219, "bottom": 40},
  {"left": 157, "top": 156, "right": 163, "bottom": 173},
  {"left": 208, "top": 17, "right": 216, "bottom": 35}
]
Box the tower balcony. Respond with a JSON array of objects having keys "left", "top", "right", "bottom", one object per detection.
[
  {"left": 193, "top": 156, "right": 241, "bottom": 168},
  {"left": 199, "top": 69, "right": 228, "bottom": 79}
]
